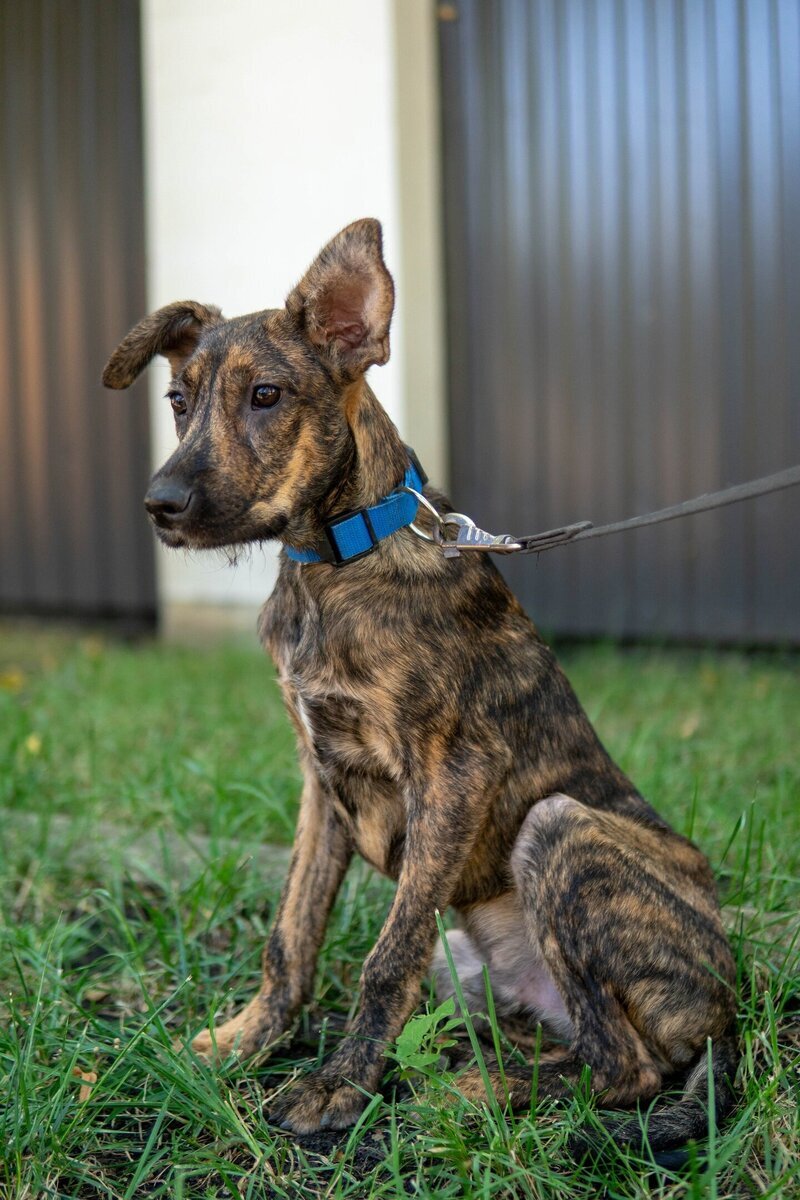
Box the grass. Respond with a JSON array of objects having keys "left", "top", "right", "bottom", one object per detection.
[{"left": 1, "top": 620, "right": 798, "bottom": 1198}]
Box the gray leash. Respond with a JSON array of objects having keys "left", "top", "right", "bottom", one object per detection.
[{"left": 403, "top": 463, "right": 800, "bottom": 558}]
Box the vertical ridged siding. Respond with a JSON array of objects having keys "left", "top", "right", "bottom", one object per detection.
[
  {"left": 0, "top": 0, "right": 154, "bottom": 620},
  {"left": 439, "top": 0, "right": 800, "bottom": 642}
]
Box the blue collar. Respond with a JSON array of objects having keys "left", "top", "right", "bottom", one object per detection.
[{"left": 284, "top": 449, "right": 427, "bottom": 566}]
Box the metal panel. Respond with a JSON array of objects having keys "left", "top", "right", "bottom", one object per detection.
[
  {"left": 439, "top": 0, "right": 800, "bottom": 642},
  {"left": 0, "top": 0, "right": 155, "bottom": 621}
]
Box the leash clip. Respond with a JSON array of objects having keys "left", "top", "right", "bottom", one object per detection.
[
  {"left": 440, "top": 513, "right": 523, "bottom": 557},
  {"left": 399, "top": 486, "right": 522, "bottom": 557},
  {"left": 400, "top": 487, "right": 525, "bottom": 556}
]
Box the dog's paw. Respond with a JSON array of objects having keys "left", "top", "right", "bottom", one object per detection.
[
  {"left": 267, "top": 1072, "right": 372, "bottom": 1134},
  {"left": 190, "top": 1023, "right": 241, "bottom": 1061},
  {"left": 189, "top": 994, "right": 281, "bottom": 1063}
]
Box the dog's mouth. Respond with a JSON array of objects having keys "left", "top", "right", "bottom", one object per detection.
[
  {"left": 151, "top": 521, "right": 192, "bottom": 548},
  {"left": 148, "top": 506, "right": 288, "bottom": 552}
]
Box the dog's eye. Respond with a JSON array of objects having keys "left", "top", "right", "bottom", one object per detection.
[
  {"left": 168, "top": 391, "right": 187, "bottom": 415},
  {"left": 251, "top": 384, "right": 282, "bottom": 410}
]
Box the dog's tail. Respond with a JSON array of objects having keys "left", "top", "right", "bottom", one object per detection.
[
  {"left": 456, "top": 1033, "right": 737, "bottom": 1164},
  {"left": 572, "top": 1035, "right": 739, "bottom": 1166}
]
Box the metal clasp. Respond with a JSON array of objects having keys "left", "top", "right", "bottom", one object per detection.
[
  {"left": 399, "top": 487, "right": 523, "bottom": 558},
  {"left": 398, "top": 487, "right": 448, "bottom": 544},
  {"left": 439, "top": 512, "right": 522, "bottom": 558}
]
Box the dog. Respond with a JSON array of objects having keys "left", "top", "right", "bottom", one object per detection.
[{"left": 103, "top": 218, "right": 737, "bottom": 1150}]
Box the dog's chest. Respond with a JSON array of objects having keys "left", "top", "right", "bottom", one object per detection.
[
  {"left": 290, "top": 684, "right": 407, "bottom": 876},
  {"left": 262, "top": 585, "right": 408, "bottom": 876},
  {"left": 291, "top": 685, "right": 399, "bottom": 782}
]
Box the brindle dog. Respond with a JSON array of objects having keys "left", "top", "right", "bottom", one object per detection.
[{"left": 103, "top": 219, "right": 737, "bottom": 1150}]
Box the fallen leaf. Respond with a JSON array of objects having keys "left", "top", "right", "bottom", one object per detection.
[
  {"left": 0, "top": 669, "right": 25, "bottom": 692},
  {"left": 24, "top": 733, "right": 42, "bottom": 755},
  {"left": 83, "top": 987, "right": 111, "bottom": 1003},
  {"left": 72, "top": 1067, "right": 98, "bottom": 1102},
  {"left": 679, "top": 713, "right": 701, "bottom": 739}
]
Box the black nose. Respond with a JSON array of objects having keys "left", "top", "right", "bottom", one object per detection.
[{"left": 144, "top": 478, "right": 195, "bottom": 522}]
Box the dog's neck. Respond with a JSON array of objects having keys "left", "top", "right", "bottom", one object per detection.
[
  {"left": 325, "top": 381, "right": 409, "bottom": 518},
  {"left": 277, "top": 381, "right": 411, "bottom": 555}
]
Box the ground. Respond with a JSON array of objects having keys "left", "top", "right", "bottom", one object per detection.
[{"left": 1, "top": 621, "right": 798, "bottom": 1199}]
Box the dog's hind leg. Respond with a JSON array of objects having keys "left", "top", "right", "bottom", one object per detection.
[
  {"left": 452, "top": 793, "right": 736, "bottom": 1142},
  {"left": 431, "top": 900, "right": 575, "bottom": 1050}
]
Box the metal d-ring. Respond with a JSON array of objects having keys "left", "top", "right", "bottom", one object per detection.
[{"left": 398, "top": 486, "right": 445, "bottom": 543}]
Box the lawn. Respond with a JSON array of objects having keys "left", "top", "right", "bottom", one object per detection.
[{"left": 1, "top": 621, "right": 798, "bottom": 1199}]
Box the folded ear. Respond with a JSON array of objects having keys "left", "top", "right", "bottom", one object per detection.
[
  {"left": 102, "top": 301, "right": 223, "bottom": 389},
  {"left": 285, "top": 218, "right": 394, "bottom": 378}
]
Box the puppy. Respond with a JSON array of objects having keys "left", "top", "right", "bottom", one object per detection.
[{"left": 103, "top": 219, "right": 737, "bottom": 1147}]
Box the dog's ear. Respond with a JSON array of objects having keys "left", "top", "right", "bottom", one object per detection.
[
  {"left": 285, "top": 218, "right": 395, "bottom": 378},
  {"left": 102, "top": 301, "right": 223, "bottom": 388}
]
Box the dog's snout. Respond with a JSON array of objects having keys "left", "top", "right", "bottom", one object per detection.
[{"left": 144, "top": 478, "right": 195, "bottom": 523}]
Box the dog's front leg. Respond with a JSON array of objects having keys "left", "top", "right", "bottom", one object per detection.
[
  {"left": 192, "top": 764, "right": 352, "bottom": 1061},
  {"left": 269, "top": 749, "right": 507, "bottom": 1133}
]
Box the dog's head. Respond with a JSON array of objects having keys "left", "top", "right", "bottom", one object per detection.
[{"left": 103, "top": 219, "right": 396, "bottom": 550}]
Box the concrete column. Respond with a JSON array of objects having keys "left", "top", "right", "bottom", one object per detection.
[{"left": 141, "top": 0, "right": 445, "bottom": 637}]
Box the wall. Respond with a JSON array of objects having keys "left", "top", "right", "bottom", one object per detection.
[
  {"left": 0, "top": 0, "right": 155, "bottom": 623},
  {"left": 439, "top": 0, "right": 800, "bottom": 643},
  {"left": 141, "top": 0, "right": 444, "bottom": 638}
]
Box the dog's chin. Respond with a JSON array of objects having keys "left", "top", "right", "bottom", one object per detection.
[
  {"left": 151, "top": 519, "right": 285, "bottom": 552},
  {"left": 152, "top": 525, "right": 190, "bottom": 549}
]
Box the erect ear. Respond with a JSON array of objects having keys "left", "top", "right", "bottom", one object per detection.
[
  {"left": 102, "top": 301, "right": 223, "bottom": 389},
  {"left": 285, "top": 218, "right": 395, "bottom": 378}
]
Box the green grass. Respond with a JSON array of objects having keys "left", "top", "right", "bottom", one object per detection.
[{"left": 1, "top": 621, "right": 798, "bottom": 1198}]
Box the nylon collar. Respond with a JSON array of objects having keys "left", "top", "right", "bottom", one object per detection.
[{"left": 284, "top": 448, "right": 428, "bottom": 566}]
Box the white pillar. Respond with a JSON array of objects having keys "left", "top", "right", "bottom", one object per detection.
[{"left": 141, "top": 0, "right": 445, "bottom": 637}]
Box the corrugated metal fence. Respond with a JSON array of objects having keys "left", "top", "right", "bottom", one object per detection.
[
  {"left": 439, "top": 0, "right": 800, "bottom": 642},
  {"left": 0, "top": 0, "right": 155, "bottom": 622}
]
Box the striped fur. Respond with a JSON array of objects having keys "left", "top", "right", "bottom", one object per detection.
[{"left": 104, "top": 219, "right": 737, "bottom": 1149}]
